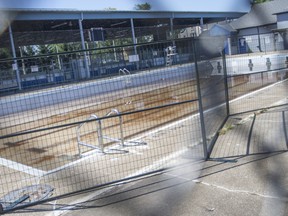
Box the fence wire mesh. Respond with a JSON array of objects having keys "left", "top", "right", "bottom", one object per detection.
[
  {"left": 0, "top": 36, "right": 288, "bottom": 212},
  {"left": 0, "top": 38, "right": 207, "bottom": 212}
]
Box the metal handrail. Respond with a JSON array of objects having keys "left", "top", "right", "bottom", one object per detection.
[
  {"left": 119, "top": 68, "right": 131, "bottom": 76},
  {"left": 123, "top": 68, "right": 130, "bottom": 75},
  {"left": 103, "top": 108, "right": 147, "bottom": 147},
  {"left": 118, "top": 68, "right": 125, "bottom": 76},
  {"left": 76, "top": 114, "right": 104, "bottom": 156},
  {"left": 119, "top": 68, "right": 132, "bottom": 87},
  {"left": 104, "top": 108, "right": 124, "bottom": 147},
  {"left": 76, "top": 108, "right": 146, "bottom": 157}
]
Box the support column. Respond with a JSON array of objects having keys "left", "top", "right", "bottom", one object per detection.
[
  {"left": 227, "top": 37, "right": 232, "bottom": 55},
  {"left": 130, "top": 18, "right": 137, "bottom": 55},
  {"left": 170, "top": 17, "right": 175, "bottom": 46},
  {"left": 257, "top": 27, "right": 262, "bottom": 52},
  {"left": 19, "top": 46, "right": 26, "bottom": 75},
  {"left": 79, "top": 18, "right": 90, "bottom": 79},
  {"left": 200, "top": 17, "right": 204, "bottom": 31},
  {"left": 55, "top": 45, "right": 62, "bottom": 70},
  {"left": 9, "top": 25, "right": 22, "bottom": 90},
  {"left": 222, "top": 50, "right": 230, "bottom": 116}
]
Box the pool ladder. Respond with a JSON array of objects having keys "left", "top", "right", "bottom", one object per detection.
[
  {"left": 76, "top": 108, "right": 146, "bottom": 157},
  {"left": 119, "top": 68, "right": 132, "bottom": 87}
]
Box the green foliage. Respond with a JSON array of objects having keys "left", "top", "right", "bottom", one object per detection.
[
  {"left": 251, "top": 0, "right": 272, "bottom": 4},
  {"left": 54, "top": 43, "right": 81, "bottom": 52},
  {"left": 0, "top": 48, "right": 12, "bottom": 73},
  {"left": 22, "top": 46, "right": 37, "bottom": 56},
  {"left": 104, "top": 7, "right": 117, "bottom": 11},
  {"left": 23, "top": 43, "right": 83, "bottom": 56},
  {"left": 36, "top": 45, "right": 54, "bottom": 55},
  {"left": 134, "top": 3, "right": 151, "bottom": 10},
  {"left": 0, "top": 48, "right": 11, "bottom": 59},
  {"left": 219, "top": 123, "right": 235, "bottom": 135}
]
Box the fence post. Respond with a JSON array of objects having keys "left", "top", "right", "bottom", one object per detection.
[
  {"left": 78, "top": 18, "right": 90, "bottom": 79},
  {"left": 222, "top": 50, "right": 230, "bottom": 116},
  {"left": 192, "top": 37, "right": 208, "bottom": 159},
  {"left": 9, "top": 25, "right": 22, "bottom": 90}
]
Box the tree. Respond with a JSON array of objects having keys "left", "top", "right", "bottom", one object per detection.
[
  {"left": 22, "top": 45, "right": 37, "bottom": 56},
  {"left": 104, "top": 7, "right": 117, "bottom": 11},
  {"left": 0, "top": 48, "right": 12, "bottom": 75},
  {"left": 134, "top": 3, "right": 151, "bottom": 10},
  {"left": 251, "top": 0, "right": 272, "bottom": 4},
  {"left": 0, "top": 48, "right": 11, "bottom": 59},
  {"left": 52, "top": 43, "right": 80, "bottom": 53}
]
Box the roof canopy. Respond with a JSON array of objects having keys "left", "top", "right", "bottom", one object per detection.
[{"left": 0, "top": 9, "right": 245, "bottom": 48}]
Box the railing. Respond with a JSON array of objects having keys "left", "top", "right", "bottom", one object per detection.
[
  {"left": 76, "top": 114, "right": 104, "bottom": 156},
  {"left": 118, "top": 68, "right": 131, "bottom": 76},
  {"left": 103, "top": 109, "right": 125, "bottom": 147},
  {"left": 119, "top": 68, "right": 132, "bottom": 87},
  {"left": 77, "top": 109, "right": 146, "bottom": 157}
]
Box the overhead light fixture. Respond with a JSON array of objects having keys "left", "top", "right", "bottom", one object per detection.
[
  {"left": 110, "top": 21, "right": 127, "bottom": 27},
  {"left": 116, "top": 29, "right": 129, "bottom": 34},
  {"left": 156, "top": 23, "right": 168, "bottom": 27},
  {"left": 51, "top": 22, "right": 68, "bottom": 29},
  {"left": 115, "top": 34, "right": 126, "bottom": 38},
  {"left": 17, "top": 34, "right": 28, "bottom": 39},
  {"left": 46, "top": 39, "right": 55, "bottom": 43}
]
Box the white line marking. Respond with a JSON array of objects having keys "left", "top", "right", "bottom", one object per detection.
[
  {"left": 46, "top": 186, "right": 113, "bottom": 216},
  {"left": 164, "top": 173, "right": 191, "bottom": 181},
  {"left": 45, "top": 152, "right": 102, "bottom": 175},
  {"left": 195, "top": 180, "right": 287, "bottom": 201},
  {"left": 125, "top": 148, "right": 188, "bottom": 178},
  {"left": 0, "top": 157, "right": 47, "bottom": 177},
  {"left": 126, "top": 149, "right": 143, "bottom": 155}
]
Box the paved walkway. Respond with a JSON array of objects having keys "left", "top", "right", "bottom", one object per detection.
[{"left": 9, "top": 150, "right": 288, "bottom": 216}]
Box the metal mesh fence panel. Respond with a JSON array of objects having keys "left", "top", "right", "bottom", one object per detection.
[
  {"left": 211, "top": 38, "right": 288, "bottom": 160},
  {"left": 0, "top": 39, "right": 205, "bottom": 212},
  {"left": 0, "top": 39, "right": 195, "bottom": 93},
  {"left": 1, "top": 35, "right": 287, "bottom": 212},
  {"left": 193, "top": 37, "right": 229, "bottom": 153}
]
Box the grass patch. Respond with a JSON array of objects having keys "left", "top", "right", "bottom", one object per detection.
[{"left": 218, "top": 123, "right": 235, "bottom": 135}]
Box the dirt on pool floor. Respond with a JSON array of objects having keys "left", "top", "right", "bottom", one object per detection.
[
  {"left": 0, "top": 79, "right": 199, "bottom": 171},
  {"left": 1, "top": 76, "right": 285, "bottom": 171}
]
